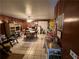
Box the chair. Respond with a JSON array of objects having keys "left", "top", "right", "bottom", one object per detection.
[
  {"left": 9, "top": 34, "right": 18, "bottom": 46},
  {"left": 0, "top": 35, "right": 12, "bottom": 55}
]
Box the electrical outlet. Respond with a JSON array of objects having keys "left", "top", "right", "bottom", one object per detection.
[{"left": 70, "top": 50, "right": 77, "bottom": 59}]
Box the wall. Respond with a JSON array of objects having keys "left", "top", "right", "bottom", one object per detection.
[
  {"left": 55, "top": 0, "right": 63, "bottom": 18},
  {"left": 37, "top": 21, "right": 48, "bottom": 33},
  {"left": 62, "top": 1, "right": 79, "bottom": 59},
  {"left": 34, "top": 20, "right": 49, "bottom": 34},
  {"left": 55, "top": 0, "right": 79, "bottom": 59},
  {"left": 0, "top": 15, "right": 27, "bottom": 29},
  {"left": 0, "top": 15, "right": 27, "bottom": 36}
]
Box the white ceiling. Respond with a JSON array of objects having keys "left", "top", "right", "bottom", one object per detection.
[{"left": 0, "top": 0, "right": 58, "bottom": 20}]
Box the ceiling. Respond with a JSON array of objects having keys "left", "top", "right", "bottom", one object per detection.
[{"left": 0, "top": 0, "right": 58, "bottom": 20}]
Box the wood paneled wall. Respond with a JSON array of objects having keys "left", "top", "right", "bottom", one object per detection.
[
  {"left": 0, "top": 15, "right": 27, "bottom": 36},
  {"left": 0, "top": 15, "right": 27, "bottom": 29},
  {"left": 62, "top": 1, "right": 79, "bottom": 59},
  {"left": 55, "top": 0, "right": 79, "bottom": 59}
]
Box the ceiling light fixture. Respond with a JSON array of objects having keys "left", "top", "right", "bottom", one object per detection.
[
  {"left": 27, "top": 19, "right": 33, "bottom": 22},
  {"left": 27, "top": 16, "right": 33, "bottom": 23}
]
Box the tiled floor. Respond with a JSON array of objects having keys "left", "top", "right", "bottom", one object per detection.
[{"left": 11, "top": 34, "right": 47, "bottom": 59}]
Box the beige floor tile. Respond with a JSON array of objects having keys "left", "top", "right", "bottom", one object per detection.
[
  {"left": 28, "top": 55, "right": 34, "bottom": 59},
  {"left": 33, "top": 55, "right": 41, "bottom": 59},
  {"left": 10, "top": 34, "right": 47, "bottom": 59},
  {"left": 41, "top": 56, "right": 47, "bottom": 59},
  {"left": 23, "top": 54, "right": 28, "bottom": 59}
]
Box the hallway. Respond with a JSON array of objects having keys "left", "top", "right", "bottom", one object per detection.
[
  {"left": 10, "top": 34, "right": 47, "bottom": 59},
  {"left": 0, "top": 0, "right": 79, "bottom": 59}
]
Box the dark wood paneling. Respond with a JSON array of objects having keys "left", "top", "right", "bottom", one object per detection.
[
  {"left": 55, "top": 0, "right": 64, "bottom": 18},
  {"left": 61, "top": 0, "right": 79, "bottom": 59},
  {"left": 55, "top": 0, "right": 79, "bottom": 59},
  {"left": 0, "top": 15, "right": 27, "bottom": 29}
]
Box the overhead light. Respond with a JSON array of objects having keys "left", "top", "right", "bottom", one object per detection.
[
  {"left": 27, "top": 19, "right": 33, "bottom": 22},
  {"left": 0, "top": 20, "right": 3, "bottom": 24},
  {"left": 27, "top": 16, "right": 33, "bottom": 22}
]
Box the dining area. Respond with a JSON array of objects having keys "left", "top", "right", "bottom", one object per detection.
[{"left": 24, "top": 26, "right": 38, "bottom": 41}]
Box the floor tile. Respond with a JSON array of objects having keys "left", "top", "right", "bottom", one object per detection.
[{"left": 11, "top": 34, "right": 47, "bottom": 59}]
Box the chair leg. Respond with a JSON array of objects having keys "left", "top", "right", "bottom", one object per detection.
[
  {"left": 16, "top": 39, "right": 18, "bottom": 43},
  {"left": 10, "top": 42, "right": 13, "bottom": 47}
]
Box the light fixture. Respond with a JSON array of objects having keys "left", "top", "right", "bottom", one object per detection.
[
  {"left": 27, "top": 16, "right": 33, "bottom": 22},
  {"left": 27, "top": 19, "right": 33, "bottom": 22},
  {"left": 0, "top": 20, "right": 3, "bottom": 24}
]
